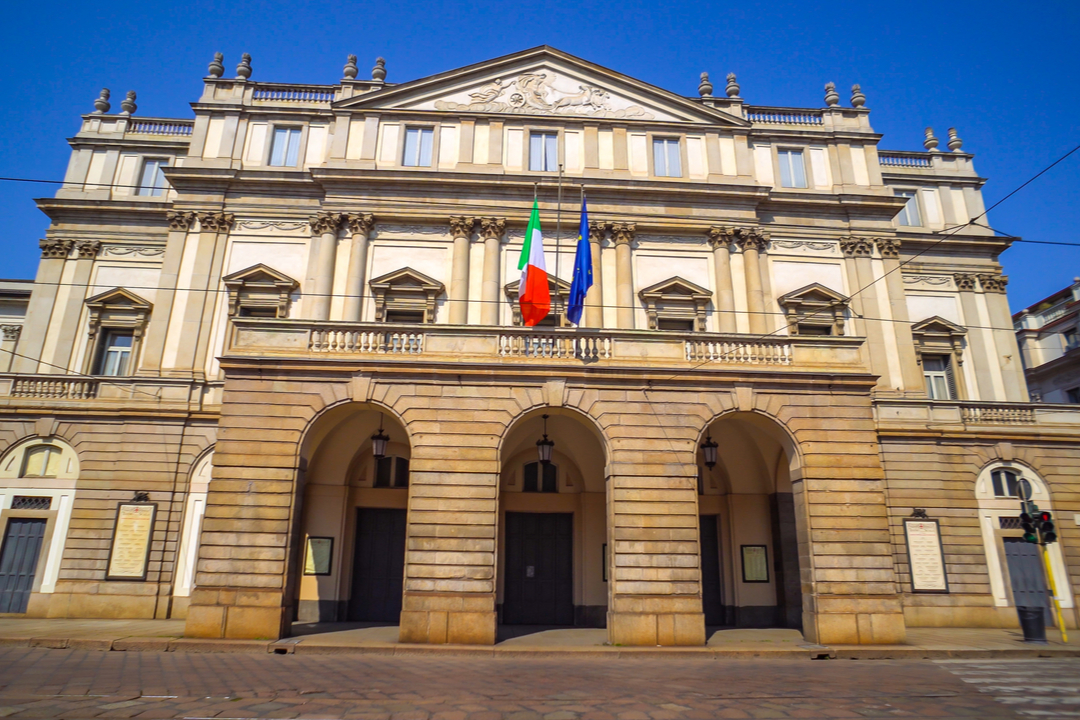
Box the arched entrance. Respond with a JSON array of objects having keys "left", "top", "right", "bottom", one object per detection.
[
  {"left": 697, "top": 412, "right": 803, "bottom": 630},
  {"left": 497, "top": 409, "right": 608, "bottom": 631},
  {"left": 294, "top": 402, "right": 411, "bottom": 624}
]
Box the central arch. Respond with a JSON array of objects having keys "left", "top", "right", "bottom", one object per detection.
[{"left": 497, "top": 407, "right": 609, "bottom": 634}]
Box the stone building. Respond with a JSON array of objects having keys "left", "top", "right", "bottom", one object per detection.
[
  {"left": 0, "top": 47, "right": 1077, "bottom": 645},
  {"left": 1015, "top": 278, "right": 1080, "bottom": 404}
]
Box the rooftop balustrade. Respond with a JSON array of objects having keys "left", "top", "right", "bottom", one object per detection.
[
  {"left": 874, "top": 398, "right": 1080, "bottom": 432},
  {"left": 745, "top": 107, "right": 824, "bottom": 126}
]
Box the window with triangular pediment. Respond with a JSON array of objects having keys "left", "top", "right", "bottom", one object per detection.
[
  {"left": 83, "top": 288, "right": 152, "bottom": 376},
  {"left": 638, "top": 277, "right": 712, "bottom": 332},
  {"left": 369, "top": 268, "right": 445, "bottom": 324},
  {"left": 222, "top": 264, "right": 299, "bottom": 319},
  {"left": 777, "top": 283, "right": 849, "bottom": 336}
]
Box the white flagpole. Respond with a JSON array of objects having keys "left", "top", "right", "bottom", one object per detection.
[{"left": 556, "top": 163, "right": 563, "bottom": 287}]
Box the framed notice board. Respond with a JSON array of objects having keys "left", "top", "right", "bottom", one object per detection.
[
  {"left": 106, "top": 502, "right": 157, "bottom": 581},
  {"left": 903, "top": 518, "right": 949, "bottom": 593}
]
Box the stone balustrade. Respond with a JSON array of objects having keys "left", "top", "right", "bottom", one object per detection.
[
  {"left": 229, "top": 319, "right": 867, "bottom": 371},
  {"left": 7, "top": 376, "right": 99, "bottom": 400},
  {"left": 879, "top": 152, "right": 933, "bottom": 168},
  {"left": 0, "top": 374, "right": 223, "bottom": 409},
  {"left": 251, "top": 84, "right": 336, "bottom": 104},
  {"left": 745, "top": 107, "right": 824, "bottom": 126},
  {"left": 875, "top": 399, "right": 1080, "bottom": 431},
  {"left": 127, "top": 119, "right": 194, "bottom": 136}
]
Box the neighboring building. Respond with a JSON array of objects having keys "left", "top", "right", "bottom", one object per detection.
[
  {"left": 1015, "top": 278, "right": 1080, "bottom": 403},
  {"left": 0, "top": 280, "right": 32, "bottom": 373},
  {"left": 0, "top": 47, "right": 1076, "bottom": 646}
]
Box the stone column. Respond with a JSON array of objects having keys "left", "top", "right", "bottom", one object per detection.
[
  {"left": 342, "top": 213, "right": 374, "bottom": 321},
  {"left": 307, "top": 212, "right": 343, "bottom": 321},
  {"left": 707, "top": 227, "right": 736, "bottom": 333},
  {"left": 954, "top": 273, "right": 996, "bottom": 400},
  {"left": 0, "top": 325, "right": 20, "bottom": 372},
  {"left": 584, "top": 221, "right": 605, "bottom": 328},
  {"left": 611, "top": 223, "right": 636, "bottom": 329},
  {"left": 479, "top": 217, "right": 506, "bottom": 326},
  {"left": 10, "top": 239, "right": 72, "bottom": 374},
  {"left": 978, "top": 273, "right": 1028, "bottom": 401},
  {"left": 448, "top": 216, "right": 475, "bottom": 324},
  {"left": 875, "top": 239, "right": 924, "bottom": 394},
  {"left": 49, "top": 240, "right": 101, "bottom": 372},
  {"left": 139, "top": 211, "right": 196, "bottom": 376},
  {"left": 841, "top": 237, "right": 892, "bottom": 390},
  {"left": 735, "top": 228, "right": 769, "bottom": 335}
]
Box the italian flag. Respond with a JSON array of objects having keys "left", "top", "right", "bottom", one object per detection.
[{"left": 518, "top": 200, "right": 551, "bottom": 326}]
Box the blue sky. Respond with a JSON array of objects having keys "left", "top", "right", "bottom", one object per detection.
[{"left": 2, "top": 0, "right": 1077, "bottom": 310}]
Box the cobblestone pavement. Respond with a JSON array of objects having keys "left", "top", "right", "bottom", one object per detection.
[
  {"left": 0, "top": 646, "right": 1048, "bottom": 719},
  {"left": 937, "top": 659, "right": 1080, "bottom": 717}
]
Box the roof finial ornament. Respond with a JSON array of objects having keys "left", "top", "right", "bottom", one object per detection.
[
  {"left": 923, "top": 127, "right": 939, "bottom": 151},
  {"left": 725, "top": 72, "right": 740, "bottom": 98},
  {"left": 343, "top": 54, "right": 358, "bottom": 80},
  {"left": 208, "top": 52, "right": 224, "bottom": 79},
  {"left": 235, "top": 53, "right": 252, "bottom": 80},
  {"left": 850, "top": 84, "right": 866, "bottom": 108},
  {"left": 698, "top": 72, "right": 713, "bottom": 98},
  {"left": 92, "top": 88, "right": 111, "bottom": 114},
  {"left": 824, "top": 82, "right": 839, "bottom": 107},
  {"left": 120, "top": 91, "right": 137, "bottom": 115},
  {"left": 947, "top": 127, "right": 964, "bottom": 152},
  {"left": 372, "top": 57, "right": 386, "bottom": 82}
]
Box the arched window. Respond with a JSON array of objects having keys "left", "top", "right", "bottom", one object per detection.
[
  {"left": 21, "top": 445, "right": 62, "bottom": 478},
  {"left": 991, "top": 468, "right": 1019, "bottom": 498},
  {"left": 523, "top": 461, "right": 557, "bottom": 493},
  {"left": 374, "top": 456, "right": 409, "bottom": 488}
]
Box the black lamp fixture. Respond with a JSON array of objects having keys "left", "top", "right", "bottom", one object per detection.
[
  {"left": 536, "top": 413, "right": 555, "bottom": 465},
  {"left": 371, "top": 414, "right": 389, "bottom": 459},
  {"left": 700, "top": 434, "right": 718, "bottom": 470}
]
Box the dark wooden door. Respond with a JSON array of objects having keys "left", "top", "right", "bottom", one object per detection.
[
  {"left": 1004, "top": 537, "right": 1053, "bottom": 623},
  {"left": 699, "top": 515, "right": 725, "bottom": 626},
  {"left": 0, "top": 518, "right": 47, "bottom": 614},
  {"left": 349, "top": 508, "right": 407, "bottom": 622},
  {"left": 503, "top": 512, "right": 573, "bottom": 625}
]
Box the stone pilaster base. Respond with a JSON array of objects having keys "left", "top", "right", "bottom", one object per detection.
[
  {"left": 31, "top": 581, "right": 164, "bottom": 619},
  {"left": 803, "top": 595, "right": 907, "bottom": 645},
  {"left": 608, "top": 597, "right": 706, "bottom": 646},
  {"left": 183, "top": 588, "right": 286, "bottom": 640},
  {"left": 398, "top": 592, "right": 496, "bottom": 645}
]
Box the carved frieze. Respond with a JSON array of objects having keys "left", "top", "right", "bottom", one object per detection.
[
  {"left": 433, "top": 72, "right": 655, "bottom": 120},
  {"left": 236, "top": 220, "right": 309, "bottom": 232},
  {"left": 771, "top": 239, "right": 838, "bottom": 253},
  {"left": 39, "top": 239, "right": 73, "bottom": 259},
  {"left": 375, "top": 224, "right": 446, "bottom": 237},
  {"left": 103, "top": 245, "right": 166, "bottom": 258},
  {"left": 903, "top": 274, "right": 952, "bottom": 288},
  {"left": 347, "top": 213, "right": 376, "bottom": 235}
]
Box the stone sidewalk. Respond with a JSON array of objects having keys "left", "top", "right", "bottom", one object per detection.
[{"left": 0, "top": 619, "right": 1076, "bottom": 659}]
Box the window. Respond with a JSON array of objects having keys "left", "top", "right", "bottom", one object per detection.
[
  {"left": 529, "top": 132, "right": 558, "bottom": 172},
  {"left": 93, "top": 330, "right": 134, "bottom": 376},
  {"left": 523, "top": 461, "right": 557, "bottom": 493},
  {"left": 653, "top": 138, "right": 682, "bottom": 177},
  {"left": 135, "top": 159, "right": 168, "bottom": 197},
  {"left": 374, "top": 456, "right": 409, "bottom": 488},
  {"left": 923, "top": 354, "right": 956, "bottom": 400},
  {"left": 991, "top": 469, "right": 1019, "bottom": 498},
  {"left": 384, "top": 309, "right": 425, "bottom": 324},
  {"left": 796, "top": 323, "right": 833, "bottom": 336},
  {"left": 778, "top": 149, "right": 807, "bottom": 188},
  {"left": 269, "top": 127, "right": 302, "bottom": 167},
  {"left": 21, "top": 445, "right": 61, "bottom": 478},
  {"left": 1067, "top": 388, "right": 1080, "bottom": 404},
  {"left": 697, "top": 467, "right": 704, "bottom": 496},
  {"left": 402, "top": 127, "right": 434, "bottom": 167},
  {"left": 1064, "top": 329, "right": 1078, "bottom": 351},
  {"left": 896, "top": 191, "right": 922, "bottom": 226},
  {"left": 657, "top": 318, "right": 695, "bottom": 332}
]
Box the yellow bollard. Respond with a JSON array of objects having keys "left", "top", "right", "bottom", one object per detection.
[{"left": 1041, "top": 544, "right": 1068, "bottom": 643}]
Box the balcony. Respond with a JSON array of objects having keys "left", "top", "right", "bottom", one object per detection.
[
  {"left": 874, "top": 398, "right": 1080, "bottom": 435},
  {"left": 226, "top": 319, "right": 868, "bottom": 373},
  {"left": 0, "top": 374, "right": 223, "bottom": 410}
]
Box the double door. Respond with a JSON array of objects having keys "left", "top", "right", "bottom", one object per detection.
[
  {"left": 349, "top": 508, "right": 407, "bottom": 622},
  {"left": 0, "top": 518, "right": 47, "bottom": 614},
  {"left": 503, "top": 512, "right": 573, "bottom": 626}
]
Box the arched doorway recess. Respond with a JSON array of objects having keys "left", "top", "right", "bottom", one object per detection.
[
  {"left": 497, "top": 408, "right": 608, "bottom": 632},
  {"left": 294, "top": 402, "right": 411, "bottom": 624},
  {"left": 697, "top": 412, "right": 804, "bottom": 630}
]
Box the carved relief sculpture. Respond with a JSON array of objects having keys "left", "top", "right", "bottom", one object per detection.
[{"left": 436, "top": 71, "right": 654, "bottom": 119}]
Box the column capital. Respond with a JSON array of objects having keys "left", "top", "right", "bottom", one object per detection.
[
  {"left": 75, "top": 240, "right": 101, "bottom": 259},
  {"left": 732, "top": 227, "right": 769, "bottom": 252},
  {"left": 1, "top": 324, "right": 20, "bottom": 341},
  {"left": 39, "top": 238, "right": 73, "bottom": 259},
  {"left": 588, "top": 220, "right": 607, "bottom": 244},
  {"left": 610, "top": 222, "right": 636, "bottom": 246},
  {"left": 954, "top": 273, "right": 977, "bottom": 291},
  {"left": 166, "top": 210, "right": 197, "bottom": 231},
  {"left": 839, "top": 236, "right": 874, "bottom": 257},
  {"left": 308, "top": 212, "right": 343, "bottom": 236},
  {"left": 706, "top": 226, "right": 735, "bottom": 249},
  {"left": 976, "top": 272, "right": 1008, "bottom": 293},
  {"left": 479, "top": 217, "right": 507, "bottom": 241},
  {"left": 198, "top": 212, "right": 235, "bottom": 233},
  {"left": 875, "top": 238, "right": 901, "bottom": 259},
  {"left": 346, "top": 213, "right": 375, "bottom": 235},
  {"left": 449, "top": 216, "right": 476, "bottom": 239}
]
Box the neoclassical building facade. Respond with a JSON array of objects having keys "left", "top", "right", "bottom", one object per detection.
[{"left": 0, "top": 47, "right": 1077, "bottom": 644}]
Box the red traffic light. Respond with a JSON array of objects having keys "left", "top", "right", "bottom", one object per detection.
[{"left": 1038, "top": 511, "right": 1052, "bottom": 522}]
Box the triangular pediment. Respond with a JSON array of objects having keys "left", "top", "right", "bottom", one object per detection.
[
  {"left": 912, "top": 315, "right": 967, "bottom": 336},
  {"left": 369, "top": 267, "right": 444, "bottom": 292},
  {"left": 336, "top": 46, "right": 748, "bottom": 126},
  {"left": 222, "top": 263, "right": 298, "bottom": 289},
  {"left": 639, "top": 276, "right": 711, "bottom": 299},
  {"left": 85, "top": 287, "right": 151, "bottom": 310},
  {"left": 778, "top": 282, "right": 849, "bottom": 306}
]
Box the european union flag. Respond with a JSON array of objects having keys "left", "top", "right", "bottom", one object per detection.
[{"left": 566, "top": 197, "right": 593, "bottom": 325}]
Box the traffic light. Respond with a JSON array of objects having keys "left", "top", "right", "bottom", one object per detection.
[
  {"left": 1039, "top": 511, "right": 1057, "bottom": 544},
  {"left": 1021, "top": 512, "right": 1039, "bottom": 543}
]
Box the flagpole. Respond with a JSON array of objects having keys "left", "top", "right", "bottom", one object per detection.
[{"left": 556, "top": 164, "right": 563, "bottom": 287}]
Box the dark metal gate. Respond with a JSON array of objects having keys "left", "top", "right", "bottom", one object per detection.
[
  {"left": 699, "top": 515, "right": 726, "bottom": 626},
  {"left": 0, "top": 518, "right": 47, "bottom": 613}
]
